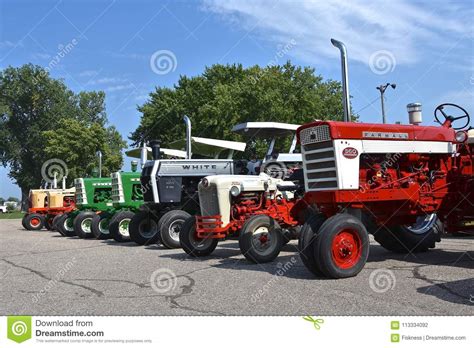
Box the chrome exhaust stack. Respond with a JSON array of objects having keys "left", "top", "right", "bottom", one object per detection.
[
  {"left": 331, "top": 38, "right": 351, "bottom": 122},
  {"left": 183, "top": 115, "right": 192, "bottom": 159},
  {"left": 140, "top": 142, "right": 148, "bottom": 168}
]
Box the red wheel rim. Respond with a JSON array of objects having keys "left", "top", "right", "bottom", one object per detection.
[
  {"left": 30, "top": 218, "right": 41, "bottom": 227},
  {"left": 331, "top": 229, "right": 362, "bottom": 269}
]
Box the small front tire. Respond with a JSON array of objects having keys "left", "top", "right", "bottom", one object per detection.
[
  {"left": 109, "top": 211, "right": 134, "bottom": 242},
  {"left": 74, "top": 211, "right": 95, "bottom": 239},
  {"left": 239, "top": 215, "right": 283, "bottom": 263},
  {"left": 129, "top": 210, "right": 161, "bottom": 245},
  {"left": 91, "top": 213, "right": 112, "bottom": 240},
  {"left": 56, "top": 213, "right": 76, "bottom": 237},
  {"left": 159, "top": 210, "right": 191, "bottom": 249},
  {"left": 314, "top": 213, "right": 369, "bottom": 279},
  {"left": 180, "top": 216, "right": 218, "bottom": 257}
]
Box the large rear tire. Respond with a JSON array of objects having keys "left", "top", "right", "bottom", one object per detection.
[
  {"left": 159, "top": 210, "right": 191, "bottom": 249},
  {"left": 74, "top": 211, "right": 95, "bottom": 239},
  {"left": 373, "top": 214, "right": 443, "bottom": 253},
  {"left": 180, "top": 216, "right": 218, "bottom": 257},
  {"left": 109, "top": 211, "right": 134, "bottom": 242},
  {"left": 298, "top": 213, "right": 327, "bottom": 276},
  {"left": 56, "top": 213, "right": 76, "bottom": 237},
  {"left": 129, "top": 210, "right": 161, "bottom": 245},
  {"left": 313, "top": 213, "right": 369, "bottom": 279},
  {"left": 239, "top": 215, "right": 283, "bottom": 263},
  {"left": 24, "top": 213, "right": 45, "bottom": 231}
]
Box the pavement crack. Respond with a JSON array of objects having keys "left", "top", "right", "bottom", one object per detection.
[
  {"left": 413, "top": 264, "right": 470, "bottom": 301},
  {"left": 1, "top": 259, "right": 104, "bottom": 297},
  {"left": 73, "top": 278, "right": 149, "bottom": 288},
  {"left": 164, "top": 274, "right": 225, "bottom": 315}
]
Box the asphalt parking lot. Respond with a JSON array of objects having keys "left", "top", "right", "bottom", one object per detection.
[{"left": 0, "top": 218, "right": 473, "bottom": 316}]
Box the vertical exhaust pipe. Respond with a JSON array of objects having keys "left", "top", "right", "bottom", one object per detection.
[
  {"left": 62, "top": 176, "right": 66, "bottom": 190},
  {"left": 331, "top": 38, "right": 351, "bottom": 122},
  {"left": 140, "top": 141, "right": 148, "bottom": 168},
  {"left": 149, "top": 140, "right": 161, "bottom": 160},
  {"left": 183, "top": 115, "right": 192, "bottom": 159}
]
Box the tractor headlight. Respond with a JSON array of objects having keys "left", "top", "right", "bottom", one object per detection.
[
  {"left": 230, "top": 185, "right": 241, "bottom": 197},
  {"left": 201, "top": 178, "right": 209, "bottom": 188},
  {"left": 455, "top": 131, "right": 467, "bottom": 143}
]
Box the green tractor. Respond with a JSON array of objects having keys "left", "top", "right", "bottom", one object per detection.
[
  {"left": 107, "top": 165, "right": 143, "bottom": 242},
  {"left": 88, "top": 148, "right": 186, "bottom": 241},
  {"left": 55, "top": 177, "right": 113, "bottom": 238}
]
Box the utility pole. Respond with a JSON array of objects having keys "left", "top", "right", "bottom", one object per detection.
[{"left": 376, "top": 83, "right": 396, "bottom": 123}]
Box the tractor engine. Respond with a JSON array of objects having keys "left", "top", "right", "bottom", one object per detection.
[{"left": 299, "top": 120, "right": 456, "bottom": 226}]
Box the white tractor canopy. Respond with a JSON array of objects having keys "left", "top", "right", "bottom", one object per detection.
[
  {"left": 168, "top": 136, "right": 246, "bottom": 159},
  {"left": 125, "top": 147, "right": 186, "bottom": 160},
  {"left": 232, "top": 121, "right": 301, "bottom": 161},
  {"left": 232, "top": 122, "right": 299, "bottom": 138}
]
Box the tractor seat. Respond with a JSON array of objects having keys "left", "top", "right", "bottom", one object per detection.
[{"left": 468, "top": 129, "right": 474, "bottom": 144}]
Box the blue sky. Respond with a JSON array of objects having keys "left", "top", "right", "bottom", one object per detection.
[{"left": 1, "top": 0, "right": 473, "bottom": 198}]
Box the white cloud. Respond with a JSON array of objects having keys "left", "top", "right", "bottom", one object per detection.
[
  {"left": 203, "top": 0, "right": 473, "bottom": 67},
  {"left": 79, "top": 70, "right": 99, "bottom": 77},
  {"left": 105, "top": 83, "right": 135, "bottom": 92},
  {"left": 31, "top": 52, "right": 51, "bottom": 60},
  {"left": 87, "top": 77, "right": 128, "bottom": 85},
  {"left": 0, "top": 40, "right": 24, "bottom": 49}
]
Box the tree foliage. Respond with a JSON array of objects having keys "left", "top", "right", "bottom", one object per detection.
[
  {"left": 0, "top": 64, "right": 125, "bottom": 198},
  {"left": 131, "top": 62, "right": 352, "bottom": 156}
]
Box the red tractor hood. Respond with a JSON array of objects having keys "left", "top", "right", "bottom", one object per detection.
[{"left": 297, "top": 121, "right": 456, "bottom": 143}]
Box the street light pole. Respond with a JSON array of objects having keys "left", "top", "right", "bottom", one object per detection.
[{"left": 376, "top": 83, "right": 396, "bottom": 124}]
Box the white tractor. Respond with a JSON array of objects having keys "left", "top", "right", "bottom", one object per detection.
[{"left": 179, "top": 123, "right": 311, "bottom": 263}]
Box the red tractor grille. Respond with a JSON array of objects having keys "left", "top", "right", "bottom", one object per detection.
[{"left": 195, "top": 215, "right": 229, "bottom": 239}]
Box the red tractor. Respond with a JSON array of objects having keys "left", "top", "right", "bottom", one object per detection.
[
  {"left": 296, "top": 39, "right": 473, "bottom": 278},
  {"left": 22, "top": 188, "right": 76, "bottom": 231}
]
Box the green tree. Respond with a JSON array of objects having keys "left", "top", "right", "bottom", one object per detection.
[
  {"left": 6, "top": 197, "right": 19, "bottom": 202},
  {"left": 0, "top": 64, "right": 124, "bottom": 206},
  {"left": 6, "top": 202, "right": 16, "bottom": 212},
  {"left": 42, "top": 119, "right": 125, "bottom": 180},
  {"left": 131, "top": 62, "right": 352, "bottom": 156}
]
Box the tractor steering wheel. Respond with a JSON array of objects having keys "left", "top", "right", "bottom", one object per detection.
[{"left": 434, "top": 103, "right": 470, "bottom": 130}]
